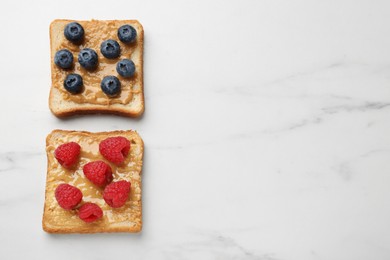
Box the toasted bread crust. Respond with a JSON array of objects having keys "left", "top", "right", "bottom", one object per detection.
[
  {"left": 49, "top": 20, "right": 144, "bottom": 118},
  {"left": 42, "top": 129, "right": 144, "bottom": 233}
]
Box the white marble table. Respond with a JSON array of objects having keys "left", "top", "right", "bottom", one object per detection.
[{"left": 1, "top": 0, "right": 390, "bottom": 259}]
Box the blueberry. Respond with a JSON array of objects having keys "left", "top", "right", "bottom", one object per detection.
[
  {"left": 64, "top": 22, "right": 84, "bottom": 43},
  {"left": 54, "top": 49, "right": 73, "bottom": 69},
  {"left": 100, "top": 39, "right": 121, "bottom": 59},
  {"left": 64, "top": 74, "right": 83, "bottom": 94},
  {"left": 78, "top": 48, "right": 98, "bottom": 70},
  {"left": 118, "top": 25, "right": 137, "bottom": 43},
  {"left": 101, "top": 76, "right": 121, "bottom": 97},
  {"left": 116, "top": 59, "right": 136, "bottom": 78}
]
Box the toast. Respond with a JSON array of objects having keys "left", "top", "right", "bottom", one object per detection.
[
  {"left": 49, "top": 20, "right": 144, "bottom": 117},
  {"left": 42, "top": 129, "right": 144, "bottom": 233}
]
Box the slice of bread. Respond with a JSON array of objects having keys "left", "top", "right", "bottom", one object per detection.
[
  {"left": 49, "top": 20, "right": 144, "bottom": 117},
  {"left": 42, "top": 129, "right": 144, "bottom": 233}
]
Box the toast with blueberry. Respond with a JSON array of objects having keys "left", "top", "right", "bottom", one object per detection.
[
  {"left": 49, "top": 20, "right": 144, "bottom": 117},
  {"left": 42, "top": 129, "right": 144, "bottom": 233}
]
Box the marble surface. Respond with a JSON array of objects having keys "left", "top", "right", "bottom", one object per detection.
[{"left": 1, "top": 0, "right": 390, "bottom": 259}]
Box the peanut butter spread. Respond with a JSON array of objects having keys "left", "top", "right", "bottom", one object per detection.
[
  {"left": 51, "top": 20, "right": 143, "bottom": 106},
  {"left": 43, "top": 131, "right": 143, "bottom": 231}
]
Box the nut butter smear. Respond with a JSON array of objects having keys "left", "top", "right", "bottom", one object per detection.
[
  {"left": 45, "top": 131, "right": 142, "bottom": 227},
  {"left": 52, "top": 20, "right": 142, "bottom": 105}
]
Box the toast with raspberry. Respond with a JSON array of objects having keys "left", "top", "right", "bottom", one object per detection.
[
  {"left": 42, "top": 129, "right": 144, "bottom": 233},
  {"left": 49, "top": 20, "right": 144, "bottom": 117}
]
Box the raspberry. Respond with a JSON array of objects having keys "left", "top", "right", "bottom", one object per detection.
[
  {"left": 55, "top": 184, "right": 82, "bottom": 210},
  {"left": 103, "top": 180, "right": 131, "bottom": 208},
  {"left": 54, "top": 142, "right": 81, "bottom": 168},
  {"left": 99, "top": 136, "right": 130, "bottom": 165},
  {"left": 83, "top": 161, "right": 113, "bottom": 187},
  {"left": 78, "top": 203, "right": 103, "bottom": 223}
]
